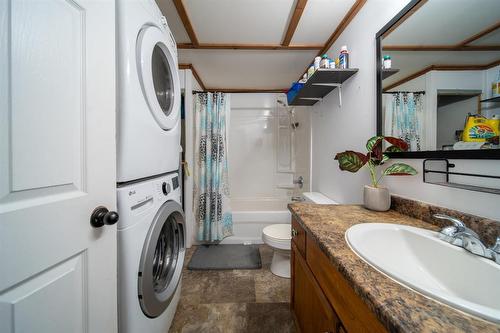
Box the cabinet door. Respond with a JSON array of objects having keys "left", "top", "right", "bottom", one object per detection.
[{"left": 292, "top": 245, "right": 339, "bottom": 333}]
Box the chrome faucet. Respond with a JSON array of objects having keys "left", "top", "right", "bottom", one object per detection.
[{"left": 434, "top": 214, "right": 500, "bottom": 265}]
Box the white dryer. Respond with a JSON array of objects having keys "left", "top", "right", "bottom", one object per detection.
[
  {"left": 116, "top": 0, "right": 181, "bottom": 183},
  {"left": 117, "top": 173, "right": 185, "bottom": 333}
]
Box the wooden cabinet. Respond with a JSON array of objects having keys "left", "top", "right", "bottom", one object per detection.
[
  {"left": 292, "top": 243, "right": 339, "bottom": 333},
  {"left": 291, "top": 218, "right": 388, "bottom": 333}
]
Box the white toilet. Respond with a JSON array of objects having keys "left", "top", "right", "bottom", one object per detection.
[
  {"left": 262, "top": 224, "right": 292, "bottom": 278},
  {"left": 262, "top": 192, "right": 337, "bottom": 278}
]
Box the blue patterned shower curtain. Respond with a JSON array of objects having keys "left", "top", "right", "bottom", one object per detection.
[
  {"left": 193, "top": 92, "right": 233, "bottom": 242},
  {"left": 384, "top": 92, "right": 425, "bottom": 151}
]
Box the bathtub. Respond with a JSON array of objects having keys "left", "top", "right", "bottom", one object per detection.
[{"left": 220, "top": 199, "right": 291, "bottom": 244}]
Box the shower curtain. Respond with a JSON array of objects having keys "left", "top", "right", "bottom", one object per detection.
[
  {"left": 384, "top": 92, "right": 425, "bottom": 151},
  {"left": 193, "top": 92, "right": 233, "bottom": 242}
]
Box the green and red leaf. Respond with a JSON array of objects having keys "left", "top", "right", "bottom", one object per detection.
[
  {"left": 385, "top": 145, "right": 405, "bottom": 153},
  {"left": 366, "top": 136, "right": 384, "bottom": 152},
  {"left": 334, "top": 151, "right": 368, "bottom": 173},
  {"left": 384, "top": 137, "right": 409, "bottom": 152},
  {"left": 382, "top": 163, "right": 417, "bottom": 176}
]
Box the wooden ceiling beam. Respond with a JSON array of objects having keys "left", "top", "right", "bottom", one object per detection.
[
  {"left": 382, "top": 45, "right": 500, "bottom": 51},
  {"left": 384, "top": 59, "right": 500, "bottom": 91},
  {"left": 177, "top": 43, "right": 322, "bottom": 50},
  {"left": 173, "top": 0, "right": 199, "bottom": 46},
  {"left": 178, "top": 63, "right": 206, "bottom": 90},
  {"left": 458, "top": 21, "right": 500, "bottom": 47},
  {"left": 282, "top": 0, "right": 308, "bottom": 46}
]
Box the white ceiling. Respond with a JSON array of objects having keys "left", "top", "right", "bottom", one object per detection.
[
  {"left": 179, "top": 49, "right": 317, "bottom": 89},
  {"left": 183, "top": 0, "right": 296, "bottom": 44},
  {"left": 291, "top": 0, "right": 355, "bottom": 45},
  {"left": 157, "top": 0, "right": 357, "bottom": 89}
]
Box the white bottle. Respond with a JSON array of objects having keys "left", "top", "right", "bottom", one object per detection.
[{"left": 314, "top": 56, "right": 321, "bottom": 70}]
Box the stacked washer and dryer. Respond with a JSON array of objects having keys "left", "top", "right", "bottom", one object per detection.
[{"left": 116, "top": 1, "right": 185, "bottom": 332}]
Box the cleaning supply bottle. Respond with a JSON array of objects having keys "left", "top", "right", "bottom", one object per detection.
[
  {"left": 339, "top": 45, "right": 349, "bottom": 69},
  {"left": 320, "top": 54, "right": 329, "bottom": 68},
  {"left": 492, "top": 69, "right": 500, "bottom": 97},
  {"left": 463, "top": 114, "right": 499, "bottom": 142},
  {"left": 314, "top": 56, "right": 321, "bottom": 70},
  {"left": 307, "top": 64, "right": 315, "bottom": 79}
]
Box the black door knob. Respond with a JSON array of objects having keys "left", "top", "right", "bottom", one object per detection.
[{"left": 90, "top": 206, "right": 119, "bottom": 228}]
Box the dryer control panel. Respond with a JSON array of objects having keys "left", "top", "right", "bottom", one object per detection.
[{"left": 117, "top": 173, "right": 181, "bottom": 229}]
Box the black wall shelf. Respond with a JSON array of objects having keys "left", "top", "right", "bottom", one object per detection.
[
  {"left": 382, "top": 68, "right": 399, "bottom": 80},
  {"left": 288, "top": 68, "right": 358, "bottom": 106},
  {"left": 480, "top": 96, "right": 500, "bottom": 103}
]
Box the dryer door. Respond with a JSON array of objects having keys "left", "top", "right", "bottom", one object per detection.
[
  {"left": 137, "top": 25, "right": 180, "bottom": 130},
  {"left": 138, "top": 200, "right": 185, "bottom": 318}
]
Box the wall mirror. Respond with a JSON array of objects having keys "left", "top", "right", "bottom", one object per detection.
[{"left": 376, "top": 0, "right": 500, "bottom": 159}]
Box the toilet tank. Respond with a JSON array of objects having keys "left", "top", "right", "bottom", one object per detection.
[{"left": 302, "top": 192, "right": 337, "bottom": 204}]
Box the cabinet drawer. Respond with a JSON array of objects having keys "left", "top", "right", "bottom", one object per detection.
[
  {"left": 291, "top": 217, "right": 306, "bottom": 257},
  {"left": 306, "top": 235, "right": 388, "bottom": 333}
]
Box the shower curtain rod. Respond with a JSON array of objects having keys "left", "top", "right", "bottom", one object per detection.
[{"left": 382, "top": 91, "right": 426, "bottom": 94}]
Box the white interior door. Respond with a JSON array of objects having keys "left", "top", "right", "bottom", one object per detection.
[{"left": 0, "top": 1, "right": 117, "bottom": 332}]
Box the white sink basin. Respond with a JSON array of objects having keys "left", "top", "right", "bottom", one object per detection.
[{"left": 346, "top": 223, "right": 500, "bottom": 323}]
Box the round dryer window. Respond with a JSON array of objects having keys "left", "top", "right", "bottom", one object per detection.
[
  {"left": 151, "top": 45, "right": 174, "bottom": 117},
  {"left": 138, "top": 201, "right": 185, "bottom": 318},
  {"left": 137, "top": 25, "right": 180, "bottom": 130}
]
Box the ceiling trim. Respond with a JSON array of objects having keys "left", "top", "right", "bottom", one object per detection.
[
  {"left": 178, "top": 63, "right": 206, "bottom": 90},
  {"left": 381, "top": 0, "right": 428, "bottom": 39},
  {"left": 317, "top": 0, "right": 367, "bottom": 57},
  {"left": 282, "top": 0, "right": 308, "bottom": 46},
  {"left": 173, "top": 0, "right": 199, "bottom": 46},
  {"left": 459, "top": 21, "right": 500, "bottom": 46},
  {"left": 384, "top": 59, "right": 500, "bottom": 91},
  {"left": 382, "top": 45, "right": 500, "bottom": 51},
  {"left": 177, "top": 43, "right": 322, "bottom": 50}
]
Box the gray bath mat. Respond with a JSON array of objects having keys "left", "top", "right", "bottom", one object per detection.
[{"left": 188, "top": 244, "right": 262, "bottom": 270}]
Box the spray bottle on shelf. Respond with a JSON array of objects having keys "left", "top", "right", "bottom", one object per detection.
[{"left": 339, "top": 45, "right": 349, "bottom": 69}]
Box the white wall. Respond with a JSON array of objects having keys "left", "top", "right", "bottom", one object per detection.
[
  {"left": 229, "top": 93, "right": 310, "bottom": 208},
  {"left": 310, "top": 0, "right": 500, "bottom": 220}
]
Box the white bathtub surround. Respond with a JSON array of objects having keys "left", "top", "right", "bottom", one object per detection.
[
  {"left": 221, "top": 199, "right": 291, "bottom": 245},
  {"left": 222, "top": 93, "right": 311, "bottom": 245},
  {"left": 262, "top": 224, "right": 292, "bottom": 278}
]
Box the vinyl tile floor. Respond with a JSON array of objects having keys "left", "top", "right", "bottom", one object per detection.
[{"left": 168, "top": 245, "right": 296, "bottom": 333}]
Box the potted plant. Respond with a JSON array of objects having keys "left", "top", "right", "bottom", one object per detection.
[{"left": 334, "top": 136, "right": 417, "bottom": 211}]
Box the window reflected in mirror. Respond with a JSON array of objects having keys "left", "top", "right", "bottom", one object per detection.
[{"left": 379, "top": 0, "right": 500, "bottom": 152}]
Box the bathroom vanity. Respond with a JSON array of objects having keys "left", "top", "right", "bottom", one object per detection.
[{"left": 288, "top": 202, "right": 500, "bottom": 333}]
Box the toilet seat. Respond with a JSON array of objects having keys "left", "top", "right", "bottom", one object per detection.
[{"left": 262, "top": 224, "right": 291, "bottom": 251}]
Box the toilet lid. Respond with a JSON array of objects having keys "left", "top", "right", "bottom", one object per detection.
[{"left": 263, "top": 224, "right": 291, "bottom": 241}]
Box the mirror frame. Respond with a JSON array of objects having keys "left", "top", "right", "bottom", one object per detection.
[{"left": 375, "top": 0, "right": 500, "bottom": 159}]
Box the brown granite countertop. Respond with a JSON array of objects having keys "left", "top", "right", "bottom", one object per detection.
[{"left": 288, "top": 203, "right": 500, "bottom": 333}]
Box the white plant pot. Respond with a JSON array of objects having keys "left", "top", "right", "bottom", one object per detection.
[{"left": 363, "top": 185, "right": 391, "bottom": 212}]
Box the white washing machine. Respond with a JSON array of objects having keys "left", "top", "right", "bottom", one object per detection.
[
  {"left": 116, "top": 0, "right": 181, "bottom": 183},
  {"left": 117, "top": 173, "right": 185, "bottom": 333}
]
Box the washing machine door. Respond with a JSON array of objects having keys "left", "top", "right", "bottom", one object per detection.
[
  {"left": 138, "top": 200, "right": 185, "bottom": 318},
  {"left": 137, "top": 25, "right": 180, "bottom": 130}
]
